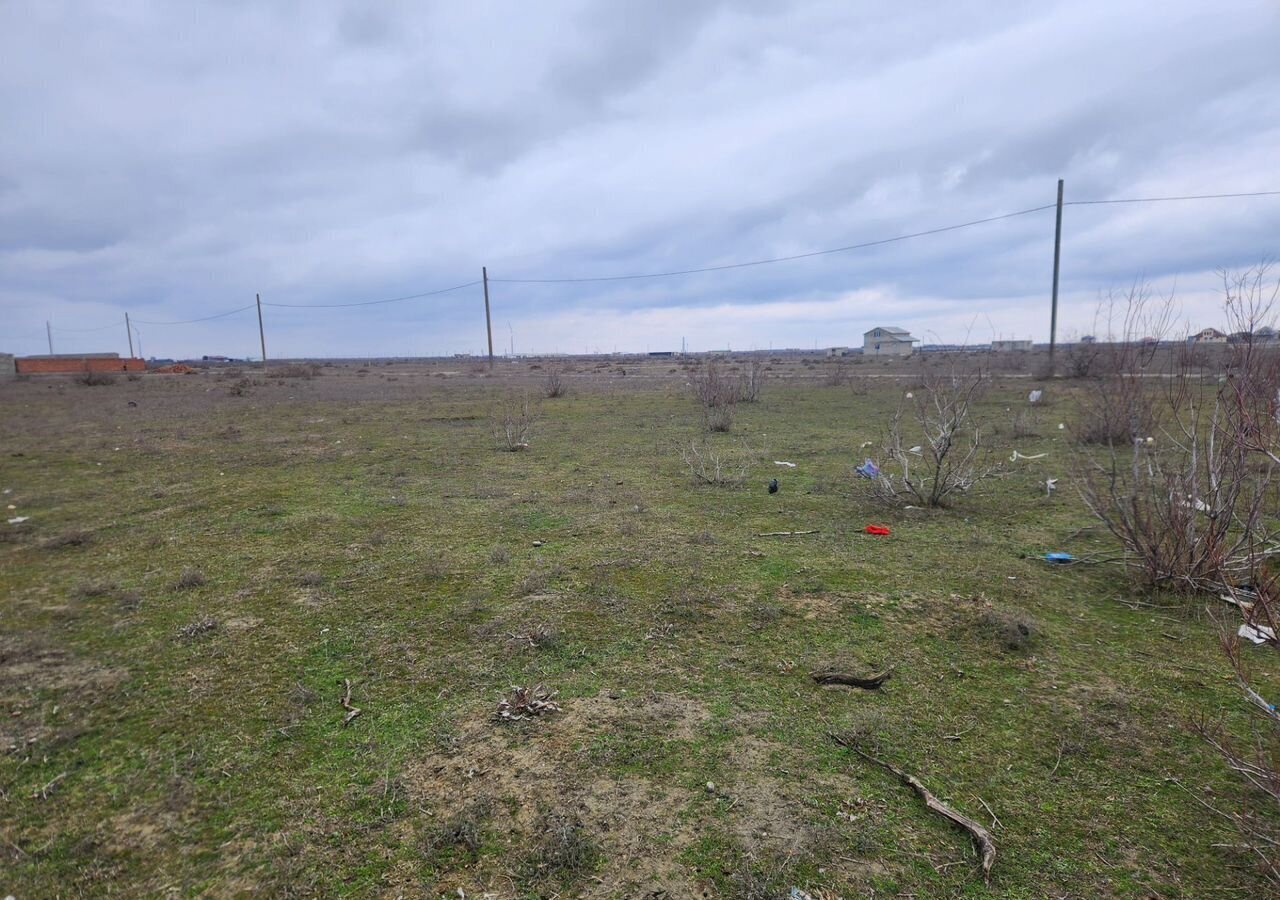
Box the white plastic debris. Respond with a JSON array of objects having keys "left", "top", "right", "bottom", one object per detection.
[
  {"left": 905, "top": 392, "right": 914, "bottom": 399},
  {"left": 1028, "top": 389, "right": 1043, "bottom": 403},
  {"left": 773, "top": 461, "right": 797, "bottom": 467},
  {"left": 1043, "top": 478, "right": 1058, "bottom": 496},
  {"left": 790, "top": 890, "right": 816, "bottom": 900},
  {"left": 1058, "top": 423, "right": 1065, "bottom": 430},
  {"left": 1239, "top": 623, "right": 1275, "bottom": 644},
  {"left": 1010, "top": 450, "right": 1047, "bottom": 461},
  {"left": 907, "top": 445, "right": 923, "bottom": 455},
  {"left": 7, "top": 516, "right": 29, "bottom": 524}
]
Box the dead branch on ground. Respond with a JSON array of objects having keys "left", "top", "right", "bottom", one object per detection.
[
  {"left": 812, "top": 667, "right": 894, "bottom": 689},
  {"left": 830, "top": 732, "right": 996, "bottom": 881},
  {"left": 339, "top": 678, "right": 363, "bottom": 726}
]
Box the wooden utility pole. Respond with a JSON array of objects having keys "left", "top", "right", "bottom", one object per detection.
[
  {"left": 46, "top": 321, "right": 53, "bottom": 355},
  {"left": 256, "top": 293, "right": 267, "bottom": 370},
  {"left": 482, "top": 267, "right": 494, "bottom": 369},
  {"left": 1048, "top": 178, "right": 1064, "bottom": 364},
  {"left": 125, "top": 313, "right": 134, "bottom": 358}
]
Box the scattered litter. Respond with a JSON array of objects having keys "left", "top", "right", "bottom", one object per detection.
[
  {"left": 1028, "top": 390, "right": 1043, "bottom": 403},
  {"left": 497, "top": 685, "right": 561, "bottom": 721},
  {"left": 1044, "top": 552, "right": 1074, "bottom": 563},
  {"left": 774, "top": 461, "right": 797, "bottom": 468},
  {"left": 860, "top": 441, "right": 873, "bottom": 449},
  {"left": 790, "top": 890, "right": 816, "bottom": 900},
  {"left": 7, "top": 516, "right": 29, "bottom": 524},
  {"left": 6, "top": 504, "right": 14, "bottom": 509},
  {"left": 1042, "top": 478, "right": 1058, "bottom": 496},
  {"left": 532, "top": 540, "right": 544, "bottom": 547},
  {"left": 905, "top": 392, "right": 914, "bottom": 399},
  {"left": 855, "top": 459, "right": 880, "bottom": 478},
  {"left": 1009, "top": 450, "right": 1047, "bottom": 461},
  {"left": 2, "top": 488, "right": 10, "bottom": 493},
  {"left": 907, "top": 445, "right": 923, "bottom": 455},
  {"left": 768, "top": 478, "right": 779, "bottom": 494},
  {"left": 1239, "top": 623, "right": 1276, "bottom": 644},
  {"left": 864, "top": 524, "right": 891, "bottom": 536},
  {"left": 1057, "top": 423, "right": 1065, "bottom": 430}
]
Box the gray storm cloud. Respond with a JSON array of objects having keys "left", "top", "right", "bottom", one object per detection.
[{"left": 2, "top": 0, "right": 1278, "bottom": 358}]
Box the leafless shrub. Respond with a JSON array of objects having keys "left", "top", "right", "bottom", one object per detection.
[
  {"left": 866, "top": 366, "right": 995, "bottom": 508},
  {"left": 266, "top": 363, "right": 320, "bottom": 379},
  {"left": 689, "top": 359, "right": 739, "bottom": 432},
  {"left": 977, "top": 607, "right": 1037, "bottom": 652},
  {"left": 493, "top": 392, "right": 540, "bottom": 450},
  {"left": 505, "top": 623, "right": 560, "bottom": 651},
  {"left": 73, "top": 580, "right": 119, "bottom": 600},
  {"left": 489, "top": 544, "right": 511, "bottom": 564},
  {"left": 74, "top": 370, "right": 117, "bottom": 386},
  {"left": 678, "top": 438, "right": 755, "bottom": 486},
  {"left": 295, "top": 572, "right": 324, "bottom": 588},
  {"left": 176, "top": 616, "right": 219, "bottom": 641},
  {"left": 1011, "top": 408, "right": 1042, "bottom": 438},
  {"left": 41, "top": 528, "right": 94, "bottom": 550},
  {"left": 496, "top": 685, "right": 561, "bottom": 721},
  {"left": 543, "top": 363, "right": 567, "bottom": 398},
  {"left": 740, "top": 358, "right": 767, "bottom": 402},
  {"left": 174, "top": 567, "right": 206, "bottom": 590},
  {"left": 517, "top": 812, "right": 600, "bottom": 891},
  {"left": 1075, "top": 271, "right": 1277, "bottom": 594},
  {"left": 423, "top": 799, "right": 491, "bottom": 863}
]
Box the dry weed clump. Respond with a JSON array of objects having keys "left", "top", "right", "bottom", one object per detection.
[
  {"left": 496, "top": 685, "right": 561, "bottom": 721},
  {"left": 678, "top": 437, "right": 755, "bottom": 486},
  {"left": 41, "top": 528, "right": 94, "bottom": 550},
  {"left": 176, "top": 616, "right": 219, "bottom": 641},
  {"left": 493, "top": 392, "right": 540, "bottom": 450},
  {"left": 173, "top": 568, "right": 206, "bottom": 590},
  {"left": 74, "top": 370, "right": 117, "bottom": 386}
]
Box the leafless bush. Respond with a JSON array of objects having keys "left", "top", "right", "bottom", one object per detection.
[
  {"left": 689, "top": 359, "right": 739, "bottom": 431},
  {"left": 496, "top": 685, "right": 561, "bottom": 721},
  {"left": 176, "top": 615, "right": 219, "bottom": 641},
  {"left": 492, "top": 392, "right": 540, "bottom": 450},
  {"left": 1010, "top": 408, "right": 1042, "bottom": 438},
  {"left": 1075, "top": 271, "right": 1277, "bottom": 594},
  {"left": 267, "top": 363, "right": 320, "bottom": 379},
  {"left": 41, "top": 528, "right": 94, "bottom": 550},
  {"left": 866, "top": 367, "right": 994, "bottom": 507},
  {"left": 543, "top": 363, "right": 567, "bottom": 398},
  {"left": 74, "top": 370, "right": 117, "bottom": 386},
  {"left": 678, "top": 438, "right": 755, "bottom": 486},
  {"left": 740, "top": 358, "right": 767, "bottom": 402},
  {"left": 823, "top": 358, "right": 849, "bottom": 386},
  {"left": 174, "top": 567, "right": 206, "bottom": 590}
]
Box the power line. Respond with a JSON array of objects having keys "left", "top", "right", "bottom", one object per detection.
[
  {"left": 489, "top": 204, "right": 1059, "bottom": 284},
  {"left": 262, "top": 279, "right": 481, "bottom": 308},
  {"left": 1067, "top": 189, "right": 1280, "bottom": 206},
  {"left": 132, "top": 304, "right": 256, "bottom": 325}
]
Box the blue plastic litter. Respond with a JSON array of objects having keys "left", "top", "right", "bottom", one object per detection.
[
  {"left": 855, "top": 458, "right": 880, "bottom": 479},
  {"left": 1044, "top": 552, "right": 1074, "bottom": 563}
]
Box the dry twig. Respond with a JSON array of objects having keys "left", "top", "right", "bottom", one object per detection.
[
  {"left": 756, "top": 530, "right": 820, "bottom": 537},
  {"left": 830, "top": 733, "right": 996, "bottom": 881},
  {"left": 812, "top": 667, "right": 894, "bottom": 689},
  {"left": 338, "top": 678, "right": 363, "bottom": 726}
]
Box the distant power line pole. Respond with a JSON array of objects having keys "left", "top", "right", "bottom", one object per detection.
[
  {"left": 482, "top": 267, "right": 494, "bottom": 369},
  {"left": 256, "top": 293, "right": 268, "bottom": 370},
  {"left": 125, "top": 313, "right": 134, "bottom": 358},
  {"left": 46, "top": 321, "right": 53, "bottom": 355},
  {"left": 1049, "top": 178, "right": 1064, "bottom": 364}
]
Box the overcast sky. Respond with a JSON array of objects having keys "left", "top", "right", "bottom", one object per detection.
[{"left": 2, "top": 1, "right": 1278, "bottom": 359}]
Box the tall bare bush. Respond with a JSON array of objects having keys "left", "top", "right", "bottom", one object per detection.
[
  {"left": 867, "top": 365, "right": 994, "bottom": 508},
  {"left": 493, "top": 392, "right": 540, "bottom": 451}
]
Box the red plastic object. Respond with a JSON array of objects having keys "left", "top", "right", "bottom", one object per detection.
[{"left": 864, "top": 524, "right": 891, "bottom": 536}]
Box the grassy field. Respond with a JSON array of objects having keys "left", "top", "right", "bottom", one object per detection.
[{"left": 1, "top": 361, "right": 1276, "bottom": 898}]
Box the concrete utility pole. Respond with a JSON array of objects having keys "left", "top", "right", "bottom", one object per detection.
[
  {"left": 1048, "top": 178, "right": 1064, "bottom": 363},
  {"left": 46, "top": 321, "right": 53, "bottom": 355},
  {"left": 256, "top": 293, "right": 267, "bottom": 370},
  {"left": 125, "top": 313, "right": 134, "bottom": 358},
  {"left": 482, "top": 267, "right": 494, "bottom": 369}
]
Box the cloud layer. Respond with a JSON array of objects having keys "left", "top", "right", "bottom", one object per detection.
[{"left": 2, "top": 1, "right": 1278, "bottom": 358}]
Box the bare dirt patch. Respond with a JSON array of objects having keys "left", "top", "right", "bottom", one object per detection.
[{"left": 406, "top": 692, "right": 709, "bottom": 896}]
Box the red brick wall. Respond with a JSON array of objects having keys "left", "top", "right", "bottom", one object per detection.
[{"left": 15, "top": 357, "right": 146, "bottom": 374}]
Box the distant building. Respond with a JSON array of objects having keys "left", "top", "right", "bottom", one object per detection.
[
  {"left": 0, "top": 353, "right": 14, "bottom": 378},
  {"left": 863, "top": 327, "right": 918, "bottom": 357},
  {"left": 991, "top": 339, "right": 1033, "bottom": 352},
  {"left": 1079, "top": 335, "right": 1097, "bottom": 344},
  {"left": 15, "top": 353, "right": 145, "bottom": 375},
  {"left": 648, "top": 351, "right": 675, "bottom": 357},
  {"left": 826, "top": 347, "right": 850, "bottom": 358},
  {"left": 1189, "top": 328, "right": 1227, "bottom": 344}
]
